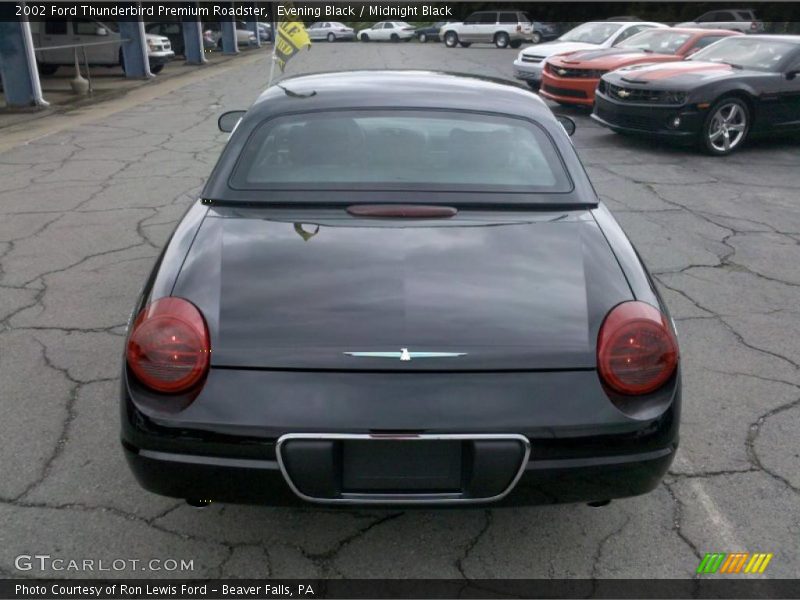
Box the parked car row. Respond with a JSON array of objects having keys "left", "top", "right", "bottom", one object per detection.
[
  {"left": 32, "top": 18, "right": 174, "bottom": 75},
  {"left": 514, "top": 21, "right": 669, "bottom": 84},
  {"left": 539, "top": 27, "right": 741, "bottom": 105},
  {"left": 511, "top": 21, "right": 800, "bottom": 155},
  {"left": 308, "top": 14, "right": 559, "bottom": 46}
]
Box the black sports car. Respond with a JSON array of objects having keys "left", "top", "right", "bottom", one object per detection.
[
  {"left": 414, "top": 21, "right": 453, "bottom": 43},
  {"left": 592, "top": 35, "right": 800, "bottom": 155},
  {"left": 122, "top": 71, "right": 680, "bottom": 507}
]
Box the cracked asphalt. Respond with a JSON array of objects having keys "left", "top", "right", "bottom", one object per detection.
[{"left": 1, "top": 43, "right": 798, "bottom": 580}]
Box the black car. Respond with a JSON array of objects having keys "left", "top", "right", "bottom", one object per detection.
[
  {"left": 529, "top": 19, "right": 561, "bottom": 44},
  {"left": 414, "top": 21, "right": 453, "bottom": 43},
  {"left": 146, "top": 22, "right": 184, "bottom": 56},
  {"left": 592, "top": 35, "right": 800, "bottom": 155},
  {"left": 122, "top": 71, "right": 680, "bottom": 507}
]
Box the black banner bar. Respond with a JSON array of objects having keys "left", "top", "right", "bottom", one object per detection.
[
  {"left": 3, "top": 1, "right": 800, "bottom": 26},
  {"left": 2, "top": 579, "right": 800, "bottom": 600}
]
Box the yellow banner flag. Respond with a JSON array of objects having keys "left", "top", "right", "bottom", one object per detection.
[{"left": 275, "top": 19, "right": 311, "bottom": 72}]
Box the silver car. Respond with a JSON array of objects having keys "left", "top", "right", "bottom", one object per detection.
[
  {"left": 441, "top": 11, "right": 534, "bottom": 49},
  {"left": 677, "top": 9, "right": 765, "bottom": 33},
  {"left": 308, "top": 22, "right": 355, "bottom": 42}
]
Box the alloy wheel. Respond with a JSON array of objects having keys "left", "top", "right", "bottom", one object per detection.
[{"left": 707, "top": 101, "right": 748, "bottom": 154}]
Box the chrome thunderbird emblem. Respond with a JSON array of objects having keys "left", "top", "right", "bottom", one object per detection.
[
  {"left": 557, "top": 68, "right": 568, "bottom": 76},
  {"left": 617, "top": 89, "right": 631, "bottom": 98},
  {"left": 344, "top": 348, "right": 467, "bottom": 361}
]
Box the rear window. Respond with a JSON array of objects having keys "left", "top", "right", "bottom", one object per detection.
[{"left": 229, "top": 110, "right": 571, "bottom": 193}]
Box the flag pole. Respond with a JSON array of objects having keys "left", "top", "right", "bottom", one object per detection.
[
  {"left": 267, "top": 46, "right": 277, "bottom": 88},
  {"left": 267, "top": 1, "right": 278, "bottom": 87}
]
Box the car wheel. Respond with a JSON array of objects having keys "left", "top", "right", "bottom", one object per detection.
[
  {"left": 390, "top": 33, "right": 399, "bottom": 42},
  {"left": 360, "top": 33, "right": 370, "bottom": 42},
  {"left": 119, "top": 50, "right": 126, "bottom": 75},
  {"left": 494, "top": 32, "right": 510, "bottom": 48},
  {"left": 327, "top": 33, "right": 336, "bottom": 42},
  {"left": 418, "top": 32, "right": 428, "bottom": 43},
  {"left": 444, "top": 31, "right": 458, "bottom": 47},
  {"left": 150, "top": 64, "right": 164, "bottom": 74},
  {"left": 37, "top": 63, "right": 59, "bottom": 75},
  {"left": 531, "top": 32, "right": 543, "bottom": 44},
  {"left": 701, "top": 97, "right": 750, "bottom": 156},
  {"left": 459, "top": 42, "right": 472, "bottom": 48},
  {"left": 510, "top": 40, "right": 522, "bottom": 49}
]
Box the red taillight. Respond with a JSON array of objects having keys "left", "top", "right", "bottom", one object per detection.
[
  {"left": 127, "top": 297, "right": 210, "bottom": 394},
  {"left": 597, "top": 301, "right": 678, "bottom": 395}
]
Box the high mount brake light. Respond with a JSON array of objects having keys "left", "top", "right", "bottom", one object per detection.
[
  {"left": 126, "top": 297, "right": 210, "bottom": 394},
  {"left": 597, "top": 301, "right": 678, "bottom": 395}
]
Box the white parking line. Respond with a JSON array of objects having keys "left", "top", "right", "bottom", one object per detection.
[{"left": 673, "top": 454, "right": 744, "bottom": 552}]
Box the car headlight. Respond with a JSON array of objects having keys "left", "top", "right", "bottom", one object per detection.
[{"left": 664, "top": 91, "right": 688, "bottom": 104}]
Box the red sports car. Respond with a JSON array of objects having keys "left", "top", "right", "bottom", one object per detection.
[{"left": 540, "top": 28, "right": 741, "bottom": 106}]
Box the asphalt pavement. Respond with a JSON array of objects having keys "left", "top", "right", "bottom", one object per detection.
[{"left": 0, "top": 42, "right": 798, "bottom": 579}]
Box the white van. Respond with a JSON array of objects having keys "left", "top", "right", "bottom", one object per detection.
[{"left": 32, "top": 19, "right": 174, "bottom": 75}]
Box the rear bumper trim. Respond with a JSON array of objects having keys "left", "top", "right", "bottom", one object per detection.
[
  {"left": 276, "top": 433, "right": 531, "bottom": 505},
  {"left": 525, "top": 446, "right": 673, "bottom": 470},
  {"left": 138, "top": 448, "right": 278, "bottom": 470},
  {"left": 123, "top": 439, "right": 676, "bottom": 506}
]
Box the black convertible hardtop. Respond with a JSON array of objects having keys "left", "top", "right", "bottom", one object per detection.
[{"left": 201, "top": 70, "right": 599, "bottom": 207}]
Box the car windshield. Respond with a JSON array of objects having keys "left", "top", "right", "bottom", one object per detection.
[
  {"left": 230, "top": 110, "right": 571, "bottom": 194},
  {"left": 559, "top": 22, "right": 622, "bottom": 44},
  {"left": 618, "top": 30, "right": 692, "bottom": 53},
  {"left": 689, "top": 37, "right": 795, "bottom": 71}
]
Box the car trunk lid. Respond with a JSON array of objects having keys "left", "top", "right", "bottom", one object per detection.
[{"left": 178, "top": 210, "right": 633, "bottom": 372}]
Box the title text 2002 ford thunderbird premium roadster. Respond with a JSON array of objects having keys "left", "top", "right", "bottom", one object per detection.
[{"left": 121, "top": 71, "right": 680, "bottom": 507}]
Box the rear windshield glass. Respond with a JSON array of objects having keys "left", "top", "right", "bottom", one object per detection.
[{"left": 230, "top": 110, "right": 571, "bottom": 193}]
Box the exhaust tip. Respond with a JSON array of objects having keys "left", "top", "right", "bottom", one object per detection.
[
  {"left": 186, "top": 499, "right": 212, "bottom": 509},
  {"left": 587, "top": 499, "right": 611, "bottom": 508}
]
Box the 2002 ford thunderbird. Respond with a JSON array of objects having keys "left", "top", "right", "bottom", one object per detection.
[{"left": 121, "top": 71, "right": 680, "bottom": 507}]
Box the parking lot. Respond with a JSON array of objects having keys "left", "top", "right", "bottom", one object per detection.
[{"left": 1, "top": 42, "right": 799, "bottom": 579}]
